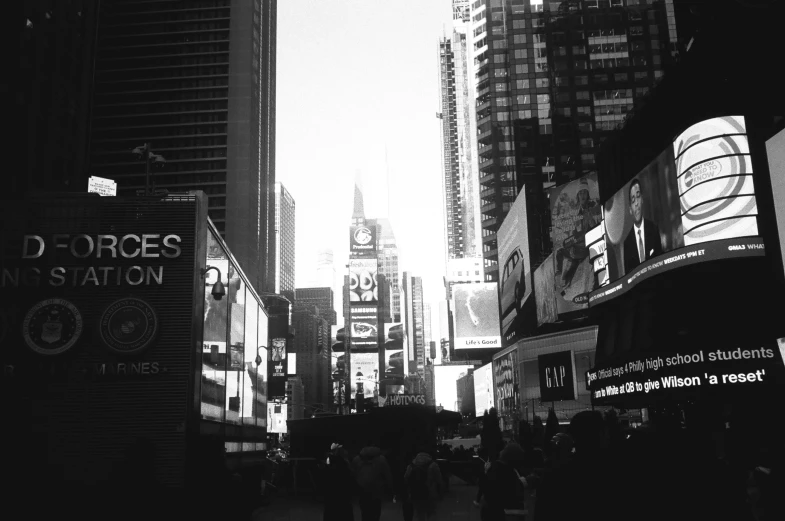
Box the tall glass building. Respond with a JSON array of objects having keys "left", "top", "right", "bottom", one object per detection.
[
  {"left": 439, "top": 0, "right": 483, "bottom": 260},
  {"left": 468, "top": 0, "right": 681, "bottom": 281},
  {"left": 88, "top": 0, "right": 277, "bottom": 293},
  {"left": 274, "top": 182, "right": 296, "bottom": 301}
]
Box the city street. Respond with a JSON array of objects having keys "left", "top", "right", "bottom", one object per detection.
[{"left": 252, "top": 476, "right": 530, "bottom": 521}]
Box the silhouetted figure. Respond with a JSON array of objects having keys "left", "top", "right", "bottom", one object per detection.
[
  {"left": 534, "top": 411, "right": 622, "bottom": 521},
  {"left": 353, "top": 445, "right": 393, "bottom": 521},
  {"left": 481, "top": 408, "right": 504, "bottom": 463},
  {"left": 404, "top": 449, "right": 443, "bottom": 521},
  {"left": 481, "top": 442, "right": 527, "bottom": 521},
  {"left": 323, "top": 443, "right": 355, "bottom": 521}
]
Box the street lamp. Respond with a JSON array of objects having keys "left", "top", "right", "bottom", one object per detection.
[
  {"left": 201, "top": 266, "right": 226, "bottom": 300},
  {"left": 132, "top": 142, "right": 166, "bottom": 196}
]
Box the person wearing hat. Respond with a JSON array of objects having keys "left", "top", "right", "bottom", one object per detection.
[
  {"left": 480, "top": 442, "right": 528, "bottom": 521},
  {"left": 323, "top": 443, "right": 355, "bottom": 521}
]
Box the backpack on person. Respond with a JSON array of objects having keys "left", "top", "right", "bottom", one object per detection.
[{"left": 407, "top": 464, "right": 430, "bottom": 501}]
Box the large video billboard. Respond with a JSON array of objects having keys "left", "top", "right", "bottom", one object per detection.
[
  {"left": 349, "top": 258, "right": 378, "bottom": 303},
  {"left": 453, "top": 282, "right": 502, "bottom": 349},
  {"left": 473, "top": 362, "right": 494, "bottom": 416},
  {"left": 350, "top": 225, "right": 377, "bottom": 257},
  {"left": 351, "top": 352, "right": 379, "bottom": 399},
  {"left": 349, "top": 306, "right": 378, "bottom": 349},
  {"left": 550, "top": 174, "right": 601, "bottom": 312},
  {"left": 589, "top": 116, "right": 764, "bottom": 305},
  {"left": 497, "top": 189, "right": 531, "bottom": 345}
]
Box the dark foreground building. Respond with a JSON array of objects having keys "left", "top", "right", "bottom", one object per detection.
[{"left": 1, "top": 191, "right": 271, "bottom": 518}]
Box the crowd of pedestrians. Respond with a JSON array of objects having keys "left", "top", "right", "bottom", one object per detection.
[{"left": 320, "top": 440, "right": 445, "bottom": 521}]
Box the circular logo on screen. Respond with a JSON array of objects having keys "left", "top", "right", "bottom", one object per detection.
[
  {"left": 683, "top": 159, "right": 723, "bottom": 189},
  {"left": 22, "top": 299, "right": 83, "bottom": 356},
  {"left": 353, "top": 227, "right": 373, "bottom": 245},
  {"left": 99, "top": 298, "right": 158, "bottom": 355}
]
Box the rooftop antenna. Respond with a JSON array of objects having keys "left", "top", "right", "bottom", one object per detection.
[{"left": 385, "top": 145, "right": 391, "bottom": 218}]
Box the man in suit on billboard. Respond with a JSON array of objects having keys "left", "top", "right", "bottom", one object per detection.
[{"left": 623, "top": 178, "right": 664, "bottom": 273}]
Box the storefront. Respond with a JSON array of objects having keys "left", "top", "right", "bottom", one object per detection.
[
  {"left": 0, "top": 192, "right": 269, "bottom": 490},
  {"left": 517, "top": 326, "right": 602, "bottom": 425}
]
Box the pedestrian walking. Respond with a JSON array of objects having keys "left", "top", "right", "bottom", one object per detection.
[
  {"left": 404, "top": 450, "right": 444, "bottom": 521},
  {"left": 323, "top": 443, "right": 355, "bottom": 521},
  {"left": 353, "top": 445, "right": 393, "bottom": 521},
  {"left": 480, "top": 442, "right": 527, "bottom": 521}
]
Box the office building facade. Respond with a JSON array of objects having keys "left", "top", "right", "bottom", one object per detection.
[
  {"left": 402, "top": 272, "right": 426, "bottom": 377},
  {"left": 13, "top": 2, "right": 100, "bottom": 198},
  {"left": 469, "top": 0, "right": 680, "bottom": 281},
  {"left": 375, "top": 218, "right": 402, "bottom": 322},
  {"left": 88, "top": 0, "right": 277, "bottom": 293},
  {"left": 439, "top": 1, "right": 482, "bottom": 260},
  {"left": 291, "top": 303, "right": 330, "bottom": 416},
  {"left": 295, "top": 287, "right": 337, "bottom": 327},
  {"left": 275, "top": 182, "right": 296, "bottom": 301}
]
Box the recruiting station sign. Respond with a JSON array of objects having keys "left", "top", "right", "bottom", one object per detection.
[{"left": 0, "top": 193, "right": 207, "bottom": 487}]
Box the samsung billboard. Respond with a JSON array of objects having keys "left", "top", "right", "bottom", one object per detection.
[
  {"left": 588, "top": 116, "right": 764, "bottom": 305},
  {"left": 452, "top": 282, "right": 502, "bottom": 350}
]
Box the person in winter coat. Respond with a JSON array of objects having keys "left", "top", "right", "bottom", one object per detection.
[
  {"left": 481, "top": 442, "right": 528, "bottom": 521},
  {"left": 404, "top": 451, "right": 444, "bottom": 521},
  {"left": 323, "top": 443, "right": 355, "bottom": 521},
  {"left": 352, "top": 445, "right": 393, "bottom": 521}
]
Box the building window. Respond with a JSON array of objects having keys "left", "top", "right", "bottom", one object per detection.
[
  {"left": 513, "top": 19, "right": 526, "bottom": 29},
  {"left": 576, "top": 91, "right": 590, "bottom": 101},
  {"left": 515, "top": 64, "right": 529, "bottom": 74},
  {"left": 536, "top": 78, "right": 549, "bottom": 88},
  {"left": 575, "top": 75, "right": 589, "bottom": 85},
  {"left": 513, "top": 34, "right": 527, "bottom": 44},
  {"left": 515, "top": 49, "right": 528, "bottom": 59},
  {"left": 495, "top": 82, "right": 509, "bottom": 91}
]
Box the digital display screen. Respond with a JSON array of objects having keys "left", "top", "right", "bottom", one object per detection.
[
  {"left": 349, "top": 259, "right": 378, "bottom": 303},
  {"left": 453, "top": 283, "right": 502, "bottom": 349},
  {"left": 589, "top": 116, "right": 764, "bottom": 305}
]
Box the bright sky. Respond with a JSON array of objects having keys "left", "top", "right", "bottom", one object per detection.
[{"left": 276, "top": 0, "right": 455, "bottom": 319}]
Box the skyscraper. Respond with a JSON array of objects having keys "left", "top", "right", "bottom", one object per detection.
[
  {"left": 439, "top": 0, "right": 482, "bottom": 260},
  {"left": 274, "top": 182, "right": 296, "bottom": 301},
  {"left": 468, "top": 0, "right": 681, "bottom": 281},
  {"left": 88, "top": 0, "right": 277, "bottom": 293},
  {"left": 291, "top": 303, "right": 330, "bottom": 415},
  {"left": 402, "top": 272, "right": 426, "bottom": 377},
  {"left": 12, "top": 2, "right": 100, "bottom": 198},
  {"left": 295, "top": 287, "right": 337, "bottom": 327},
  {"left": 375, "top": 218, "right": 402, "bottom": 321}
]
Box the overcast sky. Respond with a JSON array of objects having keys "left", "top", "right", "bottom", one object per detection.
[{"left": 276, "top": 0, "right": 455, "bottom": 322}]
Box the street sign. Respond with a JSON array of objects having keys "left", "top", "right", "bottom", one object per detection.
[{"left": 88, "top": 176, "right": 117, "bottom": 196}]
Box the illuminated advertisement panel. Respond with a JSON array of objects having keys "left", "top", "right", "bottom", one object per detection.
[
  {"left": 267, "top": 402, "right": 288, "bottom": 434},
  {"left": 473, "top": 362, "right": 494, "bottom": 417},
  {"left": 497, "top": 189, "right": 531, "bottom": 345},
  {"left": 349, "top": 258, "right": 378, "bottom": 304},
  {"left": 453, "top": 282, "right": 502, "bottom": 349},
  {"left": 549, "top": 174, "right": 601, "bottom": 312},
  {"left": 533, "top": 252, "right": 558, "bottom": 326},
  {"left": 588, "top": 341, "right": 785, "bottom": 407},
  {"left": 350, "top": 306, "right": 378, "bottom": 349},
  {"left": 350, "top": 225, "right": 377, "bottom": 257},
  {"left": 350, "top": 352, "right": 379, "bottom": 399},
  {"left": 589, "top": 116, "right": 764, "bottom": 306}
]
